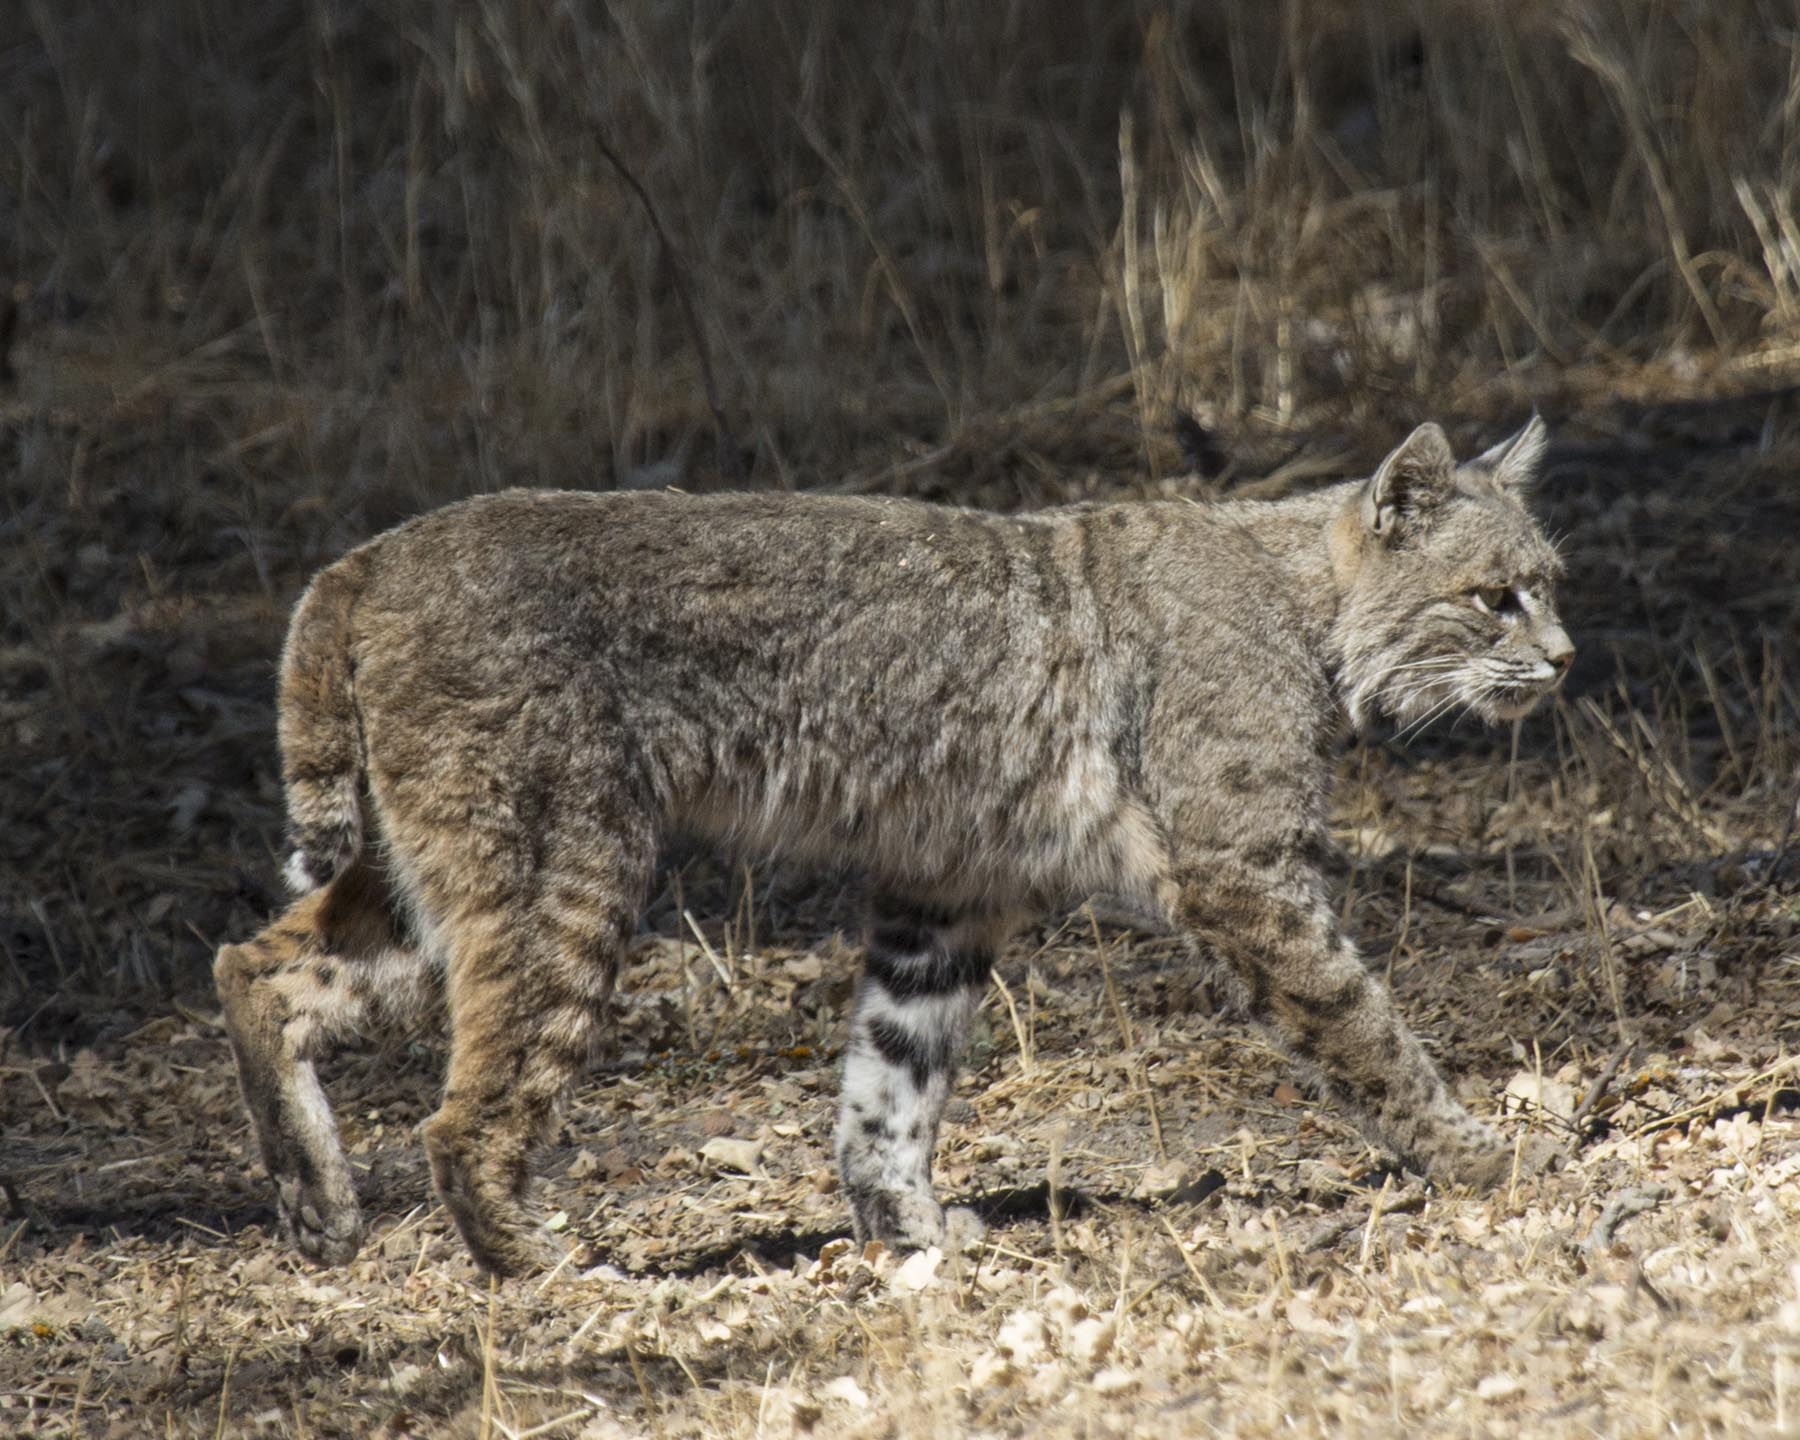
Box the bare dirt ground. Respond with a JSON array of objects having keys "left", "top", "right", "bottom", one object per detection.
[{"left": 5, "top": 4, "right": 1800, "bottom": 1436}]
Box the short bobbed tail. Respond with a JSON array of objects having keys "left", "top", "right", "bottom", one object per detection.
[{"left": 277, "top": 549, "right": 373, "bottom": 892}]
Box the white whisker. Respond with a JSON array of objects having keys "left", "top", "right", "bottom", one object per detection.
[
  {"left": 1395, "top": 688, "right": 1464, "bottom": 743},
  {"left": 1384, "top": 656, "right": 1464, "bottom": 676}
]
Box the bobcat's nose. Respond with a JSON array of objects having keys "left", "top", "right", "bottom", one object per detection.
[{"left": 1545, "top": 634, "right": 1575, "bottom": 675}]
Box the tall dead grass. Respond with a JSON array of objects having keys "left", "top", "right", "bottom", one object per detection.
[
  {"left": 6, "top": 1, "right": 1798, "bottom": 499},
  {"left": 2, "top": 1, "right": 1797, "bottom": 1000}
]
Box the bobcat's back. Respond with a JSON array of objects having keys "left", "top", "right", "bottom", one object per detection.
[{"left": 314, "top": 487, "right": 1285, "bottom": 911}]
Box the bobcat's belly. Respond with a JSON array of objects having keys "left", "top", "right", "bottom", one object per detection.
[{"left": 672, "top": 725, "right": 1165, "bottom": 908}]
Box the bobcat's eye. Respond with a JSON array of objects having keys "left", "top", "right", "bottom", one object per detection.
[{"left": 1471, "top": 585, "right": 1515, "bottom": 614}]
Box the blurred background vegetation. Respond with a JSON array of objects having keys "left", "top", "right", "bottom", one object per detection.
[{"left": 3, "top": 0, "right": 1798, "bottom": 1013}]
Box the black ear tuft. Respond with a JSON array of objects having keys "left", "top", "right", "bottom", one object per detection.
[{"left": 1362, "top": 422, "right": 1456, "bottom": 540}]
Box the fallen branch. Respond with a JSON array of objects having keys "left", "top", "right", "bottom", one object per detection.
[
  {"left": 1570, "top": 1041, "right": 1634, "bottom": 1137},
  {"left": 1582, "top": 1182, "right": 1671, "bottom": 1255}
]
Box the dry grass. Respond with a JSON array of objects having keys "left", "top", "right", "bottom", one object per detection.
[{"left": 3, "top": 1, "right": 1799, "bottom": 1435}]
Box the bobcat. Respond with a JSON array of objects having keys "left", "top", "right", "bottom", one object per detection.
[{"left": 215, "top": 418, "right": 1572, "bottom": 1276}]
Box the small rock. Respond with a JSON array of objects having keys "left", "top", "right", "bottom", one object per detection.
[
  {"left": 996, "top": 1309, "right": 1048, "bottom": 1363},
  {"left": 1068, "top": 1316, "right": 1114, "bottom": 1367},
  {"left": 970, "top": 1134, "right": 1020, "bottom": 1161},
  {"left": 819, "top": 1375, "right": 869, "bottom": 1409},
  {"left": 599, "top": 1145, "right": 637, "bottom": 1179},
  {"left": 1135, "top": 1160, "right": 1188, "bottom": 1199},
  {"left": 566, "top": 1148, "right": 602, "bottom": 1180},
  {"left": 891, "top": 1247, "right": 944, "bottom": 1293},
  {"left": 1502, "top": 1071, "right": 1576, "bottom": 1120},
  {"left": 1042, "top": 1286, "right": 1088, "bottom": 1331},
  {"left": 969, "top": 1351, "right": 1013, "bottom": 1388},
  {"left": 1477, "top": 1374, "right": 1522, "bottom": 1402},
  {"left": 698, "top": 1137, "right": 764, "bottom": 1175}
]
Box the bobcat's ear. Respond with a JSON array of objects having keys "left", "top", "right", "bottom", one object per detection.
[
  {"left": 1363, "top": 422, "right": 1456, "bottom": 540},
  {"left": 1471, "top": 414, "right": 1549, "bottom": 496}
]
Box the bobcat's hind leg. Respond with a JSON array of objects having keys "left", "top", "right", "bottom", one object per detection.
[
  {"left": 836, "top": 898, "right": 1014, "bottom": 1252},
  {"left": 419, "top": 821, "right": 653, "bottom": 1277},
  {"left": 215, "top": 860, "right": 434, "bottom": 1265}
]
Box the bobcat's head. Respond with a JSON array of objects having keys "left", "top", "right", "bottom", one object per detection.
[{"left": 1332, "top": 417, "right": 1573, "bottom": 730}]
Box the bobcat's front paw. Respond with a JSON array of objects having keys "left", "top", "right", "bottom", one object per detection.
[{"left": 272, "top": 1168, "right": 363, "bottom": 1267}]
